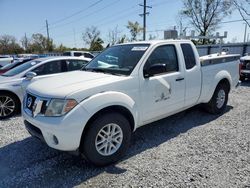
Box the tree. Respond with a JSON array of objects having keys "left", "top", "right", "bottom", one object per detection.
[
  {"left": 126, "top": 21, "right": 143, "bottom": 41},
  {"left": 54, "top": 44, "right": 69, "bottom": 52},
  {"left": 90, "top": 37, "right": 104, "bottom": 51},
  {"left": 233, "top": 0, "right": 250, "bottom": 27},
  {"left": 148, "top": 34, "right": 157, "bottom": 40},
  {"left": 82, "top": 26, "right": 103, "bottom": 50},
  {"left": 20, "top": 34, "right": 31, "bottom": 52},
  {"left": 107, "top": 25, "right": 121, "bottom": 45},
  {"left": 118, "top": 35, "right": 127, "bottom": 44},
  {"left": 0, "top": 35, "right": 24, "bottom": 54},
  {"left": 28, "top": 33, "right": 54, "bottom": 53},
  {"left": 181, "top": 0, "right": 233, "bottom": 44}
]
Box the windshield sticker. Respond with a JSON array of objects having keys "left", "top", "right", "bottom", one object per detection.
[
  {"left": 131, "top": 46, "right": 148, "bottom": 51},
  {"left": 31, "top": 62, "right": 36, "bottom": 65}
]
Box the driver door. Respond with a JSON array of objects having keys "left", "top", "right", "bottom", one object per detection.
[{"left": 140, "top": 44, "right": 185, "bottom": 124}]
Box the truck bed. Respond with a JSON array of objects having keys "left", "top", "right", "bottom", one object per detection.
[{"left": 198, "top": 53, "right": 240, "bottom": 103}]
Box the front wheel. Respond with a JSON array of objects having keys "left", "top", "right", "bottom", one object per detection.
[
  {"left": 203, "top": 84, "right": 229, "bottom": 114},
  {"left": 0, "top": 93, "right": 20, "bottom": 119},
  {"left": 81, "top": 112, "right": 131, "bottom": 166}
]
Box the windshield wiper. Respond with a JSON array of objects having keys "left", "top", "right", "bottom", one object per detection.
[
  {"left": 83, "top": 68, "right": 109, "bottom": 74},
  {"left": 82, "top": 68, "right": 125, "bottom": 76}
]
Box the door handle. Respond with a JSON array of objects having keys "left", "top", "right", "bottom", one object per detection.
[{"left": 176, "top": 78, "right": 184, "bottom": 81}]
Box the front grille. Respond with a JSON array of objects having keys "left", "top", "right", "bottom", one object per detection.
[
  {"left": 26, "top": 93, "right": 36, "bottom": 110},
  {"left": 25, "top": 93, "right": 50, "bottom": 116},
  {"left": 242, "top": 60, "right": 250, "bottom": 70}
]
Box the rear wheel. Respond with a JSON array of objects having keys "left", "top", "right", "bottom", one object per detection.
[
  {"left": 81, "top": 112, "right": 131, "bottom": 166},
  {"left": 0, "top": 92, "right": 20, "bottom": 119},
  {"left": 204, "top": 84, "right": 229, "bottom": 114}
]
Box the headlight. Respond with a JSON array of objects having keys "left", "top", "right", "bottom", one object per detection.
[{"left": 45, "top": 99, "right": 78, "bottom": 117}]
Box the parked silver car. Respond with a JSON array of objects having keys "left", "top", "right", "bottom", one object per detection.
[{"left": 0, "top": 56, "right": 90, "bottom": 119}]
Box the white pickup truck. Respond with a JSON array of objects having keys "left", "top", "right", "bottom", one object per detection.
[{"left": 23, "top": 40, "right": 240, "bottom": 166}]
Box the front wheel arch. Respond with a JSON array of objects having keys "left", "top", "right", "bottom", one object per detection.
[
  {"left": 79, "top": 105, "right": 135, "bottom": 152},
  {"left": 80, "top": 110, "right": 132, "bottom": 166}
]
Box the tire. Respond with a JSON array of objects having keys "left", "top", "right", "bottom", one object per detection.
[
  {"left": 0, "top": 92, "right": 20, "bottom": 119},
  {"left": 204, "top": 83, "right": 229, "bottom": 114},
  {"left": 81, "top": 112, "right": 131, "bottom": 166}
]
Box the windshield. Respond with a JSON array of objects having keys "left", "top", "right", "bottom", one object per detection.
[
  {"left": 84, "top": 44, "right": 150, "bottom": 76},
  {"left": 2, "top": 60, "right": 41, "bottom": 77},
  {"left": 0, "top": 61, "right": 21, "bottom": 70}
]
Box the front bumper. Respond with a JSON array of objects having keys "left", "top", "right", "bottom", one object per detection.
[{"left": 23, "top": 104, "right": 90, "bottom": 151}]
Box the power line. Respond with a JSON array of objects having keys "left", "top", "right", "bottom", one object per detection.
[
  {"left": 54, "top": 4, "right": 141, "bottom": 39},
  {"left": 49, "top": 0, "right": 121, "bottom": 30},
  {"left": 28, "top": 0, "right": 104, "bottom": 36},
  {"left": 50, "top": 0, "right": 104, "bottom": 26}
]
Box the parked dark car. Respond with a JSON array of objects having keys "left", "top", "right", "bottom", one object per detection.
[
  {"left": 240, "top": 55, "right": 250, "bottom": 81},
  {"left": 0, "top": 58, "right": 33, "bottom": 75}
]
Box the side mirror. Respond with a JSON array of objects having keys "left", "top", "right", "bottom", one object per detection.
[
  {"left": 25, "top": 71, "right": 37, "bottom": 80},
  {"left": 144, "top": 64, "right": 167, "bottom": 78}
]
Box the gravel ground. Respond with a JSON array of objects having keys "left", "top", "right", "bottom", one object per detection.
[{"left": 0, "top": 82, "right": 250, "bottom": 188}]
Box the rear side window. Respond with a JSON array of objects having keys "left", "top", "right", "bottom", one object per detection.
[
  {"left": 32, "top": 60, "right": 63, "bottom": 75},
  {"left": 73, "top": 52, "right": 83, "bottom": 57},
  {"left": 67, "top": 60, "right": 88, "bottom": 71},
  {"left": 181, "top": 43, "right": 196, "bottom": 69}
]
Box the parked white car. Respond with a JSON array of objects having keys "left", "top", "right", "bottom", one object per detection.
[
  {"left": 0, "top": 56, "right": 13, "bottom": 67},
  {"left": 23, "top": 40, "right": 240, "bottom": 166},
  {"left": 0, "top": 56, "right": 90, "bottom": 119},
  {"left": 62, "top": 51, "right": 94, "bottom": 59}
]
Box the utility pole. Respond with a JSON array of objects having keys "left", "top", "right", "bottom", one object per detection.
[
  {"left": 73, "top": 28, "right": 76, "bottom": 48},
  {"left": 243, "top": 23, "right": 248, "bottom": 43},
  {"left": 139, "top": 0, "right": 152, "bottom": 41},
  {"left": 24, "top": 33, "right": 28, "bottom": 51},
  {"left": 46, "top": 19, "right": 50, "bottom": 51}
]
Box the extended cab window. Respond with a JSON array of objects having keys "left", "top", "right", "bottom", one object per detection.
[
  {"left": 32, "top": 60, "right": 65, "bottom": 75},
  {"left": 181, "top": 43, "right": 196, "bottom": 69},
  {"left": 144, "top": 45, "right": 179, "bottom": 75},
  {"left": 67, "top": 60, "right": 88, "bottom": 71}
]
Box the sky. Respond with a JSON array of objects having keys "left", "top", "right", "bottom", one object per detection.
[{"left": 0, "top": 0, "right": 249, "bottom": 48}]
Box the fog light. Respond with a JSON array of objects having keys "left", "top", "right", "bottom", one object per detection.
[{"left": 53, "top": 135, "right": 59, "bottom": 145}]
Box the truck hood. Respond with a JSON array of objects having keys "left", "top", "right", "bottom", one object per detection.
[{"left": 27, "top": 71, "right": 129, "bottom": 100}]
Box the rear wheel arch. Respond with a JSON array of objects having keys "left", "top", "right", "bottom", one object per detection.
[
  {"left": 217, "top": 78, "right": 230, "bottom": 92},
  {"left": 0, "top": 90, "right": 21, "bottom": 104},
  {"left": 204, "top": 78, "right": 230, "bottom": 114},
  {"left": 0, "top": 90, "right": 21, "bottom": 118}
]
